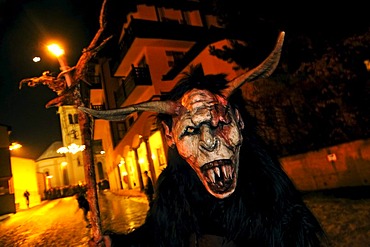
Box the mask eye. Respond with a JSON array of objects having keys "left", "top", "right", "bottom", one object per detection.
[
  {"left": 182, "top": 126, "right": 199, "bottom": 137},
  {"left": 186, "top": 126, "right": 195, "bottom": 134}
]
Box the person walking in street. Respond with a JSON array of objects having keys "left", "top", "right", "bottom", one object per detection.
[
  {"left": 23, "top": 190, "right": 30, "bottom": 208},
  {"left": 75, "top": 192, "right": 91, "bottom": 228},
  {"left": 143, "top": 171, "right": 154, "bottom": 206}
]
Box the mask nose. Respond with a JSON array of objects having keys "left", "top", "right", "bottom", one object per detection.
[{"left": 199, "top": 125, "right": 218, "bottom": 151}]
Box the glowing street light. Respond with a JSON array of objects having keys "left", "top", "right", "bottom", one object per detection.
[
  {"left": 57, "top": 143, "right": 86, "bottom": 154},
  {"left": 47, "top": 43, "right": 73, "bottom": 87},
  {"left": 9, "top": 142, "right": 22, "bottom": 151},
  {"left": 33, "top": 56, "right": 41, "bottom": 62}
]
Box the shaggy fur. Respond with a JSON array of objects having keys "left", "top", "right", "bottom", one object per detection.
[{"left": 108, "top": 66, "right": 327, "bottom": 247}]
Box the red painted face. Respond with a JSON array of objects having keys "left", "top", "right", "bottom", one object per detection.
[{"left": 163, "top": 89, "right": 244, "bottom": 198}]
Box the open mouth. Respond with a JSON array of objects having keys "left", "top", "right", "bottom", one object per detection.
[{"left": 201, "top": 159, "right": 235, "bottom": 194}]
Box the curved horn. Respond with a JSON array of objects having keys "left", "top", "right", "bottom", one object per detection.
[
  {"left": 222, "top": 31, "right": 285, "bottom": 98},
  {"left": 78, "top": 100, "right": 180, "bottom": 121}
]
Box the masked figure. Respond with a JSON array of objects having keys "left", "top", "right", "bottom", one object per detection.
[{"left": 84, "top": 32, "right": 327, "bottom": 247}]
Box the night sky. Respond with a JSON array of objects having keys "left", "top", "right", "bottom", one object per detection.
[
  {"left": 0, "top": 0, "right": 101, "bottom": 159},
  {"left": 0, "top": 0, "right": 368, "bottom": 160}
]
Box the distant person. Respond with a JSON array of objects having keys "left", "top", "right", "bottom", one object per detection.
[
  {"left": 75, "top": 193, "right": 91, "bottom": 228},
  {"left": 143, "top": 171, "right": 154, "bottom": 206},
  {"left": 23, "top": 190, "right": 30, "bottom": 208}
]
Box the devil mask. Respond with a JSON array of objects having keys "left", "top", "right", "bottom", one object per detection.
[
  {"left": 79, "top": 32, "right": 285, "bottom": 199},
  {"left": 163, "top": 89, "right": 244, "bottom": 198}
]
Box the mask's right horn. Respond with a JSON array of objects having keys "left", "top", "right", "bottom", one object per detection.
[
  {"left": 222, "top": 31, "right": 285, "bottom": 98},
  {"left": 78, "top": 100, "right": 180, "bottom": 121}
]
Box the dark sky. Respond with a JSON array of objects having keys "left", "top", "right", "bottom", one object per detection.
[
  {"left": 0, "top": 0, "right": 368, "bottom": 160},
  {"left": 0, "top": 0, "right": 101, "bottom": 159}
]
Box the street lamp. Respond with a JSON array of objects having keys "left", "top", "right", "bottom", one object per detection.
[
  {"left": 47, "top": 43, "right": 73, "bottom": 87},
  {"left": 47, "top": 44, "right": 86, "bottom": 154},
  {"left": 57, "top": 143, "right": 86, "bottom": 154},
  {"left": 9, "top": 142, "right": 22, "bottom": 151}
]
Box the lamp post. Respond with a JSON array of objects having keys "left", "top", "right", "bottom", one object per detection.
[
  {"left": 47, "top": 44, "right": 73, "bottom": 87},
  {"left": 47, "top": 43, "right": 103, "bottom": 240}
]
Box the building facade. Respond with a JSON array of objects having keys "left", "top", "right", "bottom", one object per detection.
[
  {"left": 83, "top": 1, "right": 370, "bottom": 194},
  {"left": 85, "top": 1, "right": 240, "bottom": 193},
  {"left": 35, "top": 105, "right": 107, "bottom": 193},
  {"left": 0, "top": 124, "right": 15, "bottom": 215}
]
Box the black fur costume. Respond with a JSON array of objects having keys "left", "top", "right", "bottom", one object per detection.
[{"left": 107, "top": 67, "right": 327, "bottom": 247}]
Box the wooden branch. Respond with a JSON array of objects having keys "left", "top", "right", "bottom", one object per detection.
[
  {"left": 19, "top": 1, "right": 112, "bottom": 243},
  {"left": 73, "top": 0, "right": 111, "bottom": 88}
]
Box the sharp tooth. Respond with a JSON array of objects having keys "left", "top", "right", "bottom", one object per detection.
[
  {"left": 221, "top": 165, "right": 228, "bottom": 178},
  {"left": 226, "top": 165, "right": 232, "bottom": 179},
  {"left": 214, "top": 166, "right": 221, "bottom": 177},
  {"left": 207, "top": 169, "right": 216, "bottom": 183}
]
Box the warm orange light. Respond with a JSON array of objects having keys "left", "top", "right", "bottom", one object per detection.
[
  {"left": 365, "top": 60, "right": 370, "bottom": 71},
  {"left": 57, "top": 143, "right": 86, "bottom": 154},
  {"left": 47, "top": 44, "right": 65, "bottom": 57},
  {"left": 327, "top": 153, "right": 337, "bottom": 162},
  {"left": 9, "top": 142, "right": 22, "bottom": 150}
]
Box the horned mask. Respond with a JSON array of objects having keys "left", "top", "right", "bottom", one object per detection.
[{"left": 79, "top": 32, "right": 285, "bottom": 199}]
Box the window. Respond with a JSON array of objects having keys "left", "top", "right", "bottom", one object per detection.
[
  {"left": 165, "top": 50, "right": 185, "bottom": 67},
  {"left": 68, "top": 114, "right": 79, "bottom": 124},
  {"left": 68, "top": 114, "right": 73, "bottom": 124},
  {"left": 77, "top": 157, "right": 82, "bottom": 166},
  {"left": 117, "top": 122, "right": 127, "bottom": 139}
]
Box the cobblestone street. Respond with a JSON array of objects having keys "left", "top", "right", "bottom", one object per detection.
[
  {"left": 0, "top": 188, "right": 369, "bottom": 246},
  {"left": 0, "top": 190, "right": 149, "bottom": 247}
]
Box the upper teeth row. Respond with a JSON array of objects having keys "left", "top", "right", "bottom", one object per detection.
[{"left": 206, "top": 165, "right": 233, "bottom": 183}]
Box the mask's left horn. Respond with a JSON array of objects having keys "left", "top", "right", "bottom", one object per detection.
[{"left": 78, "top": 101, "right": 179, "bottom": 121}]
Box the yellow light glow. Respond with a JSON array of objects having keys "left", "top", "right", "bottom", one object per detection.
[
  {"left": 9, "top": 142, "right": 22, "bottom": 150},
  {"left": 57, "top": 147, "right": 69, "bottom": 153},
  {"left": 47, "top": 44, "right": 64, "bottom": 57},
  {"left": 139, "top": 158, "right": 145, "bottom": 164},
  {"left": 57, "top": 143, "right": 86, "bottom": 154},
  {"left": 61, "top": 162, "right": 68, "bottom": 167}
]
